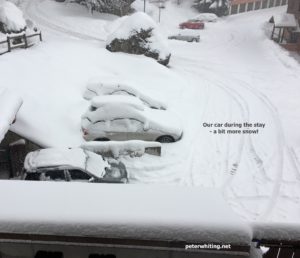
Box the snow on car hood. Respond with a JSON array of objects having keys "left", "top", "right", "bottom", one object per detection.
[
  {"left": 24, "top": 148, "right": 109, "bottom": 178},
  {"left": 83, "top": 103, "right": 183, "bottom": 138}
]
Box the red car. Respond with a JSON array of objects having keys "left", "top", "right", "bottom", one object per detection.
[{"left": 179, "top": 19, "right": 205, "bottom": 30}]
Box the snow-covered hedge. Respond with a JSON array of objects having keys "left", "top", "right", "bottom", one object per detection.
[
  {"left": 106, "top": 12, "right": 171, "bottom": 66},
  {"left": 0, "top": 0, "right": 26, "bottom": 34}
]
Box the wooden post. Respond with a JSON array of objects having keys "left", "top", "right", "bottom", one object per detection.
[
  {"left": 23, "top": 34, "right": 28, "bottom": 48},
  {"left": 271, "top": 25, "right": 275, "bottom": 39},
  {"left": 7, "top": 36, "right": 11, "bottom": 52}
]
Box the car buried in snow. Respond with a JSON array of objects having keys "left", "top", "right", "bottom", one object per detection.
[
  {"left": 192, "top": 13, "right": 218, "bottom": 23},
  {"left": 81, "top": 95, "right": 183, "bottom": 143},
  {"left": 179, "top": 19, "right": 205, "bottom": 30},
  {"left": 168, "top": 34, "right": 200, "bottom": 42},
  {"left": 22, "top": 148, "right": 128, "bottom": 183}
]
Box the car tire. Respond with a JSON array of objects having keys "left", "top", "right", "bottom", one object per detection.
[
  {"left": 156, "top": 135, "right": 175, "bottom": 143},
  {"left": 95, "top": 138, "right": 110, "bottom": 141}
]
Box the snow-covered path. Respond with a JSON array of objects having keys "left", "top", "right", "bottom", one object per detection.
[{"left": 2, "top": 0, "right": 300, "bottom": 222}]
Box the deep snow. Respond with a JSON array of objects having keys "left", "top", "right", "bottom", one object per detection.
[{"left": 0, "top": 0, "right": 300, "bottom": 224}]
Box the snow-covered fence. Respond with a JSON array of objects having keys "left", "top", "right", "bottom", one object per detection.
[
  {"left": 0, "top": 31, "right": 42, "bottom": 55},
  {"left": 81, "top": 140, "right": 162, "bottom": 158}
]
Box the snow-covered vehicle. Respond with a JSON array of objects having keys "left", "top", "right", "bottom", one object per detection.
[
  {"left": 81, "top": 95, "right": 183, "bottom": 143},
  {"left": 84, "top": 78, "right": 167, "bottom": 110},
  {"left": 168, "top": 34, "right": 200, "bottom": 42},
  {"left": 192, "top": 13, "right": 218, "bottom": 22},
  {"left": 23, "top": 148, "right": 128, "bottom": 183},
  {"left": 179, "top": 19, "right": 205, "bottom": 30}
]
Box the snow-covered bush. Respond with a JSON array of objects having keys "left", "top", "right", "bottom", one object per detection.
[
  {"left": 0, "top": 0, "right": 26, "bottom": 34},
  {"left": 193, "top": 0, "right": 228, "bottom": 17},
  {"left": 106, "top": 12, "right": 171, "bottom": 66},
  {"left": 73, "top": 0, "right": 134, "bottom": 16}
]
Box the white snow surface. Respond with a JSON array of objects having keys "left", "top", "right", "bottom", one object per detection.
[
  {"left": 0, "top": 0, "right": 300, "bottom": 224},
  {"left": 0, "top": 1, "right": 26, "bottom": 32},
  {"left": 0, "top": 88, "right": 23, "bottom": 143},
  {"left": 24, "top": 148, "right": 109, "bottom": 178},
  {"left": 106, "top": 12, "right": 171, "bottom": 60},
  {"left": 84, "top": 77, "right": 167, "bottom": 110},
  {"left": 0, "top": 182, "right": 252, "bottom": 244},
  {"left": 81, "top": 140, "right": 161, "bottom": 158},
  {"left": 273, "top": 13, "right": 298, "bottom": 27},
  {"left": 91, "top": 95, "right": 145, "bottom": 111},
  {"left": 193, "top": 13, "right": 218, "bottom": 22}
]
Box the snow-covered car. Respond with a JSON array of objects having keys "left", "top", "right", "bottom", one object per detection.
[
  {"left": 81, "top": 95, "right": 183, "bottom": 143},
  {"left": 192, "top": 13, "right": 218, "bottom": 22},
  {"left": 179, "top": 19, "right": 205, "bottom": 30},
  {"left": 84, "top": 78, "right": 167, "bottom": 110},
  {"left": 22, "top": 148, "right": 128, "bottom": 183},
  {"left": 168, "top": 34, "right": 200, "bottom": 42}
]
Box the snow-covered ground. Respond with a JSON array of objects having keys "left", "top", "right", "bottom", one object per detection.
[{"left": 1, "top": 0, "right": 300, "bottom": 224}]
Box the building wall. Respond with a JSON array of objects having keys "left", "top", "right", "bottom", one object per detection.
[
  {"left": 229, "top": 0, "right": 287, "bottom": 15},
  {"left": 287, "top": 0, "right": 300, "bottom": 19}
]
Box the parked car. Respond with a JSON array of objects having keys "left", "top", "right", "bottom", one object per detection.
[
  {"left": 179, "top": 19, "right": 205, "bottom": 30},
  {"left": 192, "top": 13, "right": 218, "bottom": 22},
  {"left": 22, "top": 148, "right": 128, "bottom": 183},
  {"left": 168, "top": 34, "right": 200, "bottom": 42},
  {"left": 81, "top": 95, "right": 183, "bottom": 143},
  {"left": 84, "top": 79, "right": 167, "bottom": 110}
]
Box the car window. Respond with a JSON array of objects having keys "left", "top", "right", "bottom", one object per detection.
[
  {"left": 69, "top": 169, "right": 91, "bottom": 181},
  {"left": 128, "top": 119, "right": 144, "bottom": 132},
  {"left": 44, "top": 170, "right": 66, "bottom": 181},
  {"left": 110, "top": 119, "right": 129, "bottom": 131}
]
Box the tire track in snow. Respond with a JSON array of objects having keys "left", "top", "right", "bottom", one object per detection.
[{"left": 25, "top": 0, "right": 105, "bottom": 42}]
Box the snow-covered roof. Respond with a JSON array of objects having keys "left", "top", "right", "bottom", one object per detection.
[
  {"left": 91, "top": 95, "right": 145, "bottom": 111},
  {"left": 106, "top": 12, "right": 170, "bottom": 60},
  {"left": 192, "top": 13, "right": 218, "bottom": 22},
  {"left": 273, "top": 13, "right": 298, "bottom": 28},
  {"left": 24, "top": 148, "right": 109, "bottom": 178},
  {"left": 0, "top": 183, "right": 252, "bottom": 245},
  {"left": 0, "top": 88, "right": 23, "bottom": 144},
  {"left": 0, "top": 1, "right": 26, "bottom": 33},
  {"left": 84, "top": 77, "right": 167, "bottom": 110}
]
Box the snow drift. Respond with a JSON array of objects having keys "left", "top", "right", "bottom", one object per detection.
[
  {"left": 0, "top": 0, "right": 26, "bottom": 34},
  {"left": 106, "top": 12, "right": 171, "bottom": 65}
]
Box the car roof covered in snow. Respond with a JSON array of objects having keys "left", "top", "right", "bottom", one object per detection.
[
  {"left": 91, "top": 95, "right": 145, "bottom": 111},
  {"left": 84, "top": 100, "right": 183, "bottom": 137},
  {"left": 84, "top": 77, "right": 167, "bottom": 110},
  {"left": 0, "top": 88, "right": 23, "bottom": 144},
  {"left": 24, "top": 148, "right": 108, "bottom": 178},
  {"left": 0, "top": 183, "right": 252, "bottom": 247},
  {"left": 193, "top": 13, "right": 218, "bottom": 21}
]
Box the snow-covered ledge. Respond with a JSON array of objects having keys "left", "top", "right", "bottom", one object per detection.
[
  {"left": 0, "top": 183, "right": 251, "bottom": 253},
  {"left": 81, "top": 140, "right": 162, "bottom": 157},
  {"left": 0, "top": 88, "right": 23, "bottom": 143}
]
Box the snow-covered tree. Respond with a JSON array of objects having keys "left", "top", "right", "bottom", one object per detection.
[
  {"left": 74, "top": 0, "right": 135, "bottom": 16},
  {"left": 193, "top": 0, "right": 228, "bottom": 16}
]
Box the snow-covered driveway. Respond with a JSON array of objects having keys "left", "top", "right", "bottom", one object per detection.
[{"left": 2, "top": 0, "right": 300, "bottom": 222}]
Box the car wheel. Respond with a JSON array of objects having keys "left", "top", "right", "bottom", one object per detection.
[
  {"left": 95, "top": 138, "right": 110, "bottom": 141},
  {"left": 156, "top": 135, "right": 175, "bottom": 143}
]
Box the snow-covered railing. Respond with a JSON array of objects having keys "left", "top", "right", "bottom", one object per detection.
[
  {"left": 0, "top": 30, "right": 42, "bottom": 55},
  {"left": 81, "top": 140, "right": 162, "bottom": 158}
]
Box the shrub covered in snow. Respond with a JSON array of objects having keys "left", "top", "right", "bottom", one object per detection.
[
  {"left": 0, "top": 0, "right": 26, "bottom": 34},
  {"left": 106, "top": 12, "right": 171, "bottom": 66},
  {"left": 73, "top": 0, "right": 134, "bottom": 16},
  {"left": 193, "top": 0, "right": 228, "bottom": 17}
]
